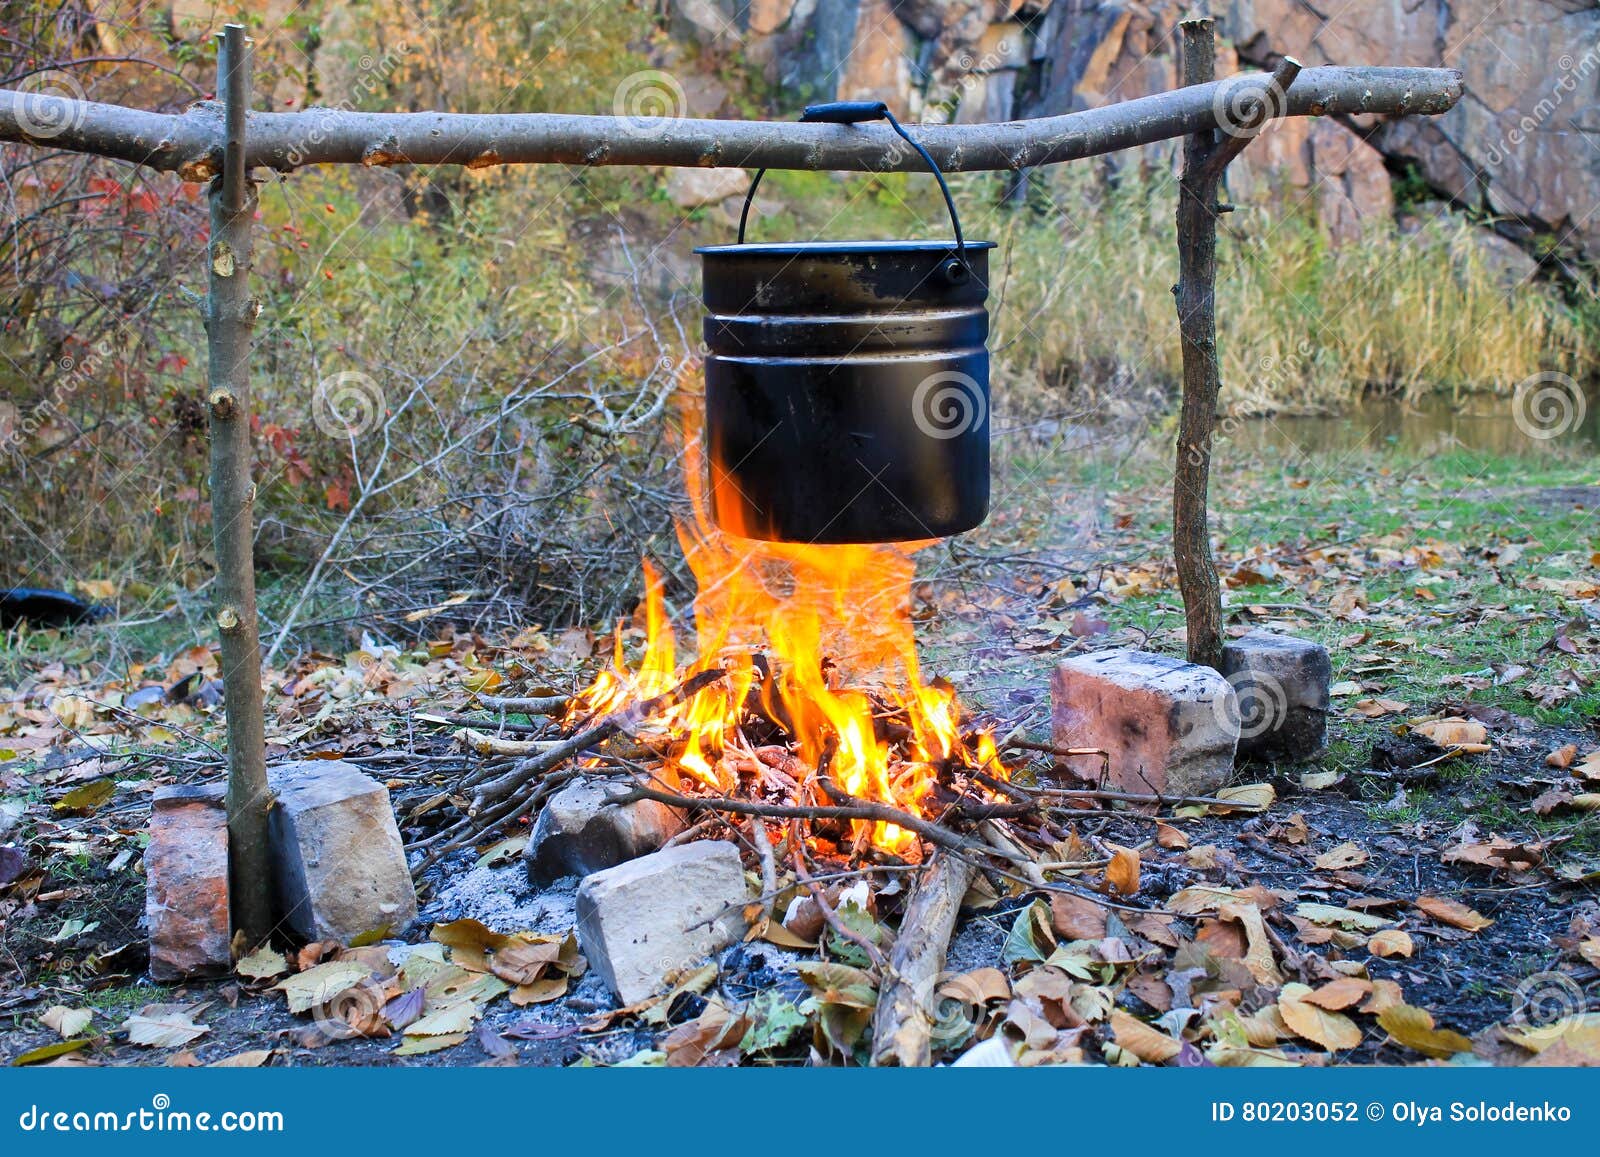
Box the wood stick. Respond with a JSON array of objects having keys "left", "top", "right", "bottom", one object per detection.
[
  {"left": 467, "top": 668, "right": 725, "bottom": 812},
  {"left": 474, "top": 693, "right": 570, "bottom": 715},
  {"left": 870, "top": 852, "right": 977, "bottom": 1067},
  {"left": 0, "top": 66, "right": 1461, "bottom": 180},
  {"left": 206, "top": 24, "right": 272, "bottom": 945}
]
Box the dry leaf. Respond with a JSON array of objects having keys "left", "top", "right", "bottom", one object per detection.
[
  {"left": 1547, "top": 743, "right": 1578, "bottom": 769},
  {"left": 1377, "top": 1004, "right": 1472, "bottom": 1058},
  {"left": 1049, "top": 893, "right": 1107, "bottom": 941},
  {"left": 1218, "top": 901, "right": 1283, "bottom": 987},
  {"left": 123, "top": 1003, "right": 209, "bottom": 1048},
  {"left": 1360, "top": 979, "right": 1405, "bottom": 1015},
  {"left": 1212, "top": 784, "right": 1275, "bottom": 813},
  {"left": 1154, "top": 823, "right": 1189, "bottom": 850},
  {"left": 274, "top": 961, "right": 371, "bottom": 1015},
  {"left": 1278, "top": 983, "right": 1362, "bottom": 1051},
  {"left": 1104, "top": 843, "right": 1140, "bottom": 896},
  {"left": 1109, "top": 1008, "right": 1182, "bottom": 1064},
  {"left": 1413, "top": 718, "right": 1489, "bottom": 748},
  {"left": 209, "top": 1049, "right": 273, "bottom": 1067},
  {"left": 1301, "top": 977, "right": 1371, "bottom": 1011},
  {"left": 40, "top": 1006, "right": 93, "bottom": 1039},
  {"left": 236, "top": 945, "right": 289, "bottom": 981},
  {"left": 1414, "top": 895, "right": 1493, "bottom": 933},
  {"left": 1314, "top": 842, "right": 1369, "bottom": 870},
  {"left": 1369, "top": 929, "right": 1415, "bottom": 958}
]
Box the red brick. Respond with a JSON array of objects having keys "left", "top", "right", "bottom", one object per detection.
[{"left": 145, "top": 782, "right": 231, "bottom": 981}]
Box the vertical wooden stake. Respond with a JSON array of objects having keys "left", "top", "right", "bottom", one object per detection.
[
  {"left": 206, "top": 22, "right": 272, "bottom": 945},
  {"left": 1172, "top": 15, "right": 1226, "bottom": 671}
]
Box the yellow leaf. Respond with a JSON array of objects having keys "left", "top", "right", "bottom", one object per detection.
[
  {"left": 1369, "top": 929, "right": 1415, "bottom": 958},
  {"left": 1155, "top": 822, "right": 1189, "bottom": 849},
  {"left": 1211, "top": 784, "right": 1275, "bottom": 813},
  {"left": 1109, "top": 1008, "right": 1182, "bottom": 1064},
  {"left": 209, "top": 1049, "right": 273, "bottom": 1067},
  {"left": 510, "top": 976, "right": 568, "bottom": 1006},
  {"left": 405, "top": 1001, "right": 479, "bottom": 1037},
  {"left": 1377, "top": 1004, "right": 1473, "bottom": 1058},
  {"left": 1278, "top": 983, "right": 1362, "bottom": 1052},
  {"left": 54, "top": 779, "right": 115, "bottom": 812},
  {"left": 1360, "top": 979, "right": 1405, "bottom": 1015},
  {"left": 11, "top": 1040, "right": 89, "bottom": 1066},
  {"left": 1218, "top": 901, "right": 1283, "bottom": 987},
  {"left": 392, "top": 1031, "right": 469, "bottom": 1055},
  {"left": 236, "top": 945, "right": 289, "bottom": 980}
]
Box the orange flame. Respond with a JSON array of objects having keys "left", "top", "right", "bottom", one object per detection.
[{"left": 564, "top": 435, "right": 1000, "bottom": 854}]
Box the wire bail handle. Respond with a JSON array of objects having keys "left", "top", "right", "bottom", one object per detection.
[{"left": 735, "top": 101, "right": 968, "bottom": 263}]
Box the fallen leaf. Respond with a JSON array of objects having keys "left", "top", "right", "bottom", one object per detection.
[
  {"left": 392, "top": 1031, "right": 469, "bottom": 1055},
  {"left": 1294, "top": 903, "right": 1395, "bottom": 932},
  {"left": 1377, "top": 1004, "right": 1472, "bottom": 1058},
  {"left": 1155, "top": 823, "right": 1189, "bottom": 850},
  {"left": 1109, "top": 1008, "right": 1182, "bottom": 1064},
  {"left": 274, "top": 961, "right": 371, "bottom": 1015},
  {"left": 11, "top": 1040, "right": 89, "bottom": 1066},
  {"left": 1300, "top": 977, "right": 1371, "bottom": 1011},
  {"left": 1278, "top": 983, "right": 1362, "bottom": 1051},
  {"left": 1413, "top": 718, "right": 1489, "bottom": 748},
  {"left": 1104, "top": 843, "right": 1140, "bottom": 896},
  {"left": 1314, "top": 842, "right": 1369, "bottom": 870},
  {"left": 1369, "top": 929, "right": 1415, "bottom": 958},
  {"left": 1547, "top": 744, "right": 1578, "bottom": 769},
  {"left": 1414, "top": 895, "right": 1493, "bottom": 933},
  {"left": 40, "top": 1006, "right": 92, "bottom": 1039},
  {"left": 123, "top": 1003, "right": 209, "bottom": 1048},
  {"left": 1218, "top": 901, "right": 1283, "bottom": 987},
  {"left": 236, "top": 945, "right": 289, "bottom": 981},
  {"left": 209, "top": 1049, "right": 273, "bottom": 1067},
  {"left": 1353, "top": 698, "right": 1408, "bottom": 717},
  {"left": 1211, "top": 783, "right": 1275, "bottom": 813}
]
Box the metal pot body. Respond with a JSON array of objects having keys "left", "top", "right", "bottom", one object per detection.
[{"left": 698, "top": 240, "right": 993, "bottom": 544}]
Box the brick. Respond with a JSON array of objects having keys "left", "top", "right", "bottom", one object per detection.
[
  {"left": 145, "top": 782, "right": 231, "bottom": 981},
  {"left": 1051, "top": 649, "right": 1239, "bottom": 797},
  {"left": 1221, "top": 630, "right": 1332, "bottom": 761},
  {"left": 576, "top": 841, "right": 749, "bottom": 1005},
  {"left": 525, "top": 777, "right": 685, "bottom": 885},
  {"left": 267, "top": 760, "right": 416, "bottom": 943}
]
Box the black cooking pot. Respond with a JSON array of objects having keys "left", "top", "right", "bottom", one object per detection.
[{"left": 696, "top": 101, "right": 993, "bottom": 545}]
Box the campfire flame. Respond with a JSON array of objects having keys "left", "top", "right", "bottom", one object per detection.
[{"left": 564, "top": 438, "right": 1001, "bottom": 856}]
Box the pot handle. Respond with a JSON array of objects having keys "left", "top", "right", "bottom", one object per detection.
[{"left": 735, "top": 101, "right": 967, "bottom": 257}]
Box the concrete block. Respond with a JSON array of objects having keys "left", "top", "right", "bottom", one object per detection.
[
  {"left": 1051, "top": 649, "right": 1238, "bottom": 797},
  {"left": 267, "top": 760, "right": 416, "bottom": 943},
  {"left": 576, "top": 841, "right": 749, "bottom": 1005}
]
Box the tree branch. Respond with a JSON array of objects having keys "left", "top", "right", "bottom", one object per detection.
[{"left": 0, "top": 66, "right": 1460, "bottom": 180}]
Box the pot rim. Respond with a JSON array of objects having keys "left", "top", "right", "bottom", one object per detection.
[{"left": 695, "top": 239, "right": 996, "bottom": 257}]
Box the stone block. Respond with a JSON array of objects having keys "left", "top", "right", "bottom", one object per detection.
[
  {"left": 1221, "top": 630, "right": 1332, "bottom": 760},
  {"left": 525, "top": 777, "right": 685, "bottom": 885},
  {"left": 267, "top": 760, "right": 416, "bottom": 943},
  {"left": 576, "top": 841, "right": 748, "bottom": 1005},
  {"left": 1051, "top": 649, "right": 1238, "bottom": 797}
]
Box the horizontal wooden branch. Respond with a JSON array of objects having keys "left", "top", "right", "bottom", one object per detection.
[{"left": 0, "top": 65, "right": 1461, "bottom": 180}]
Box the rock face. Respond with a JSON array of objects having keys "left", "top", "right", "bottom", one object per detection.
[
  {"left": 667, "top": 0, "right": 1595, "bottom": 260},
  {"left": 525, "top": 778, "right": 686, "bottom": 885},
  {"left": 1052, "top": 649, "right": 1239, "bottom": 797},
  {"left": 267, "top": 760, "right": 417, "bottom": 943},
  {"left": 145, "top": 782, "right": 232, "bottom": 981},
  {"left": 1220, "top": 631, "right": 1332, "bottom": 761},
  {"left": 575, "top": 840, "right": 750, "bottom": 1004}
]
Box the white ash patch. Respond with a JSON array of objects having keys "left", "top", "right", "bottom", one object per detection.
[{"left": 422, "top": 859, "right": 578, "bottom": 936}]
